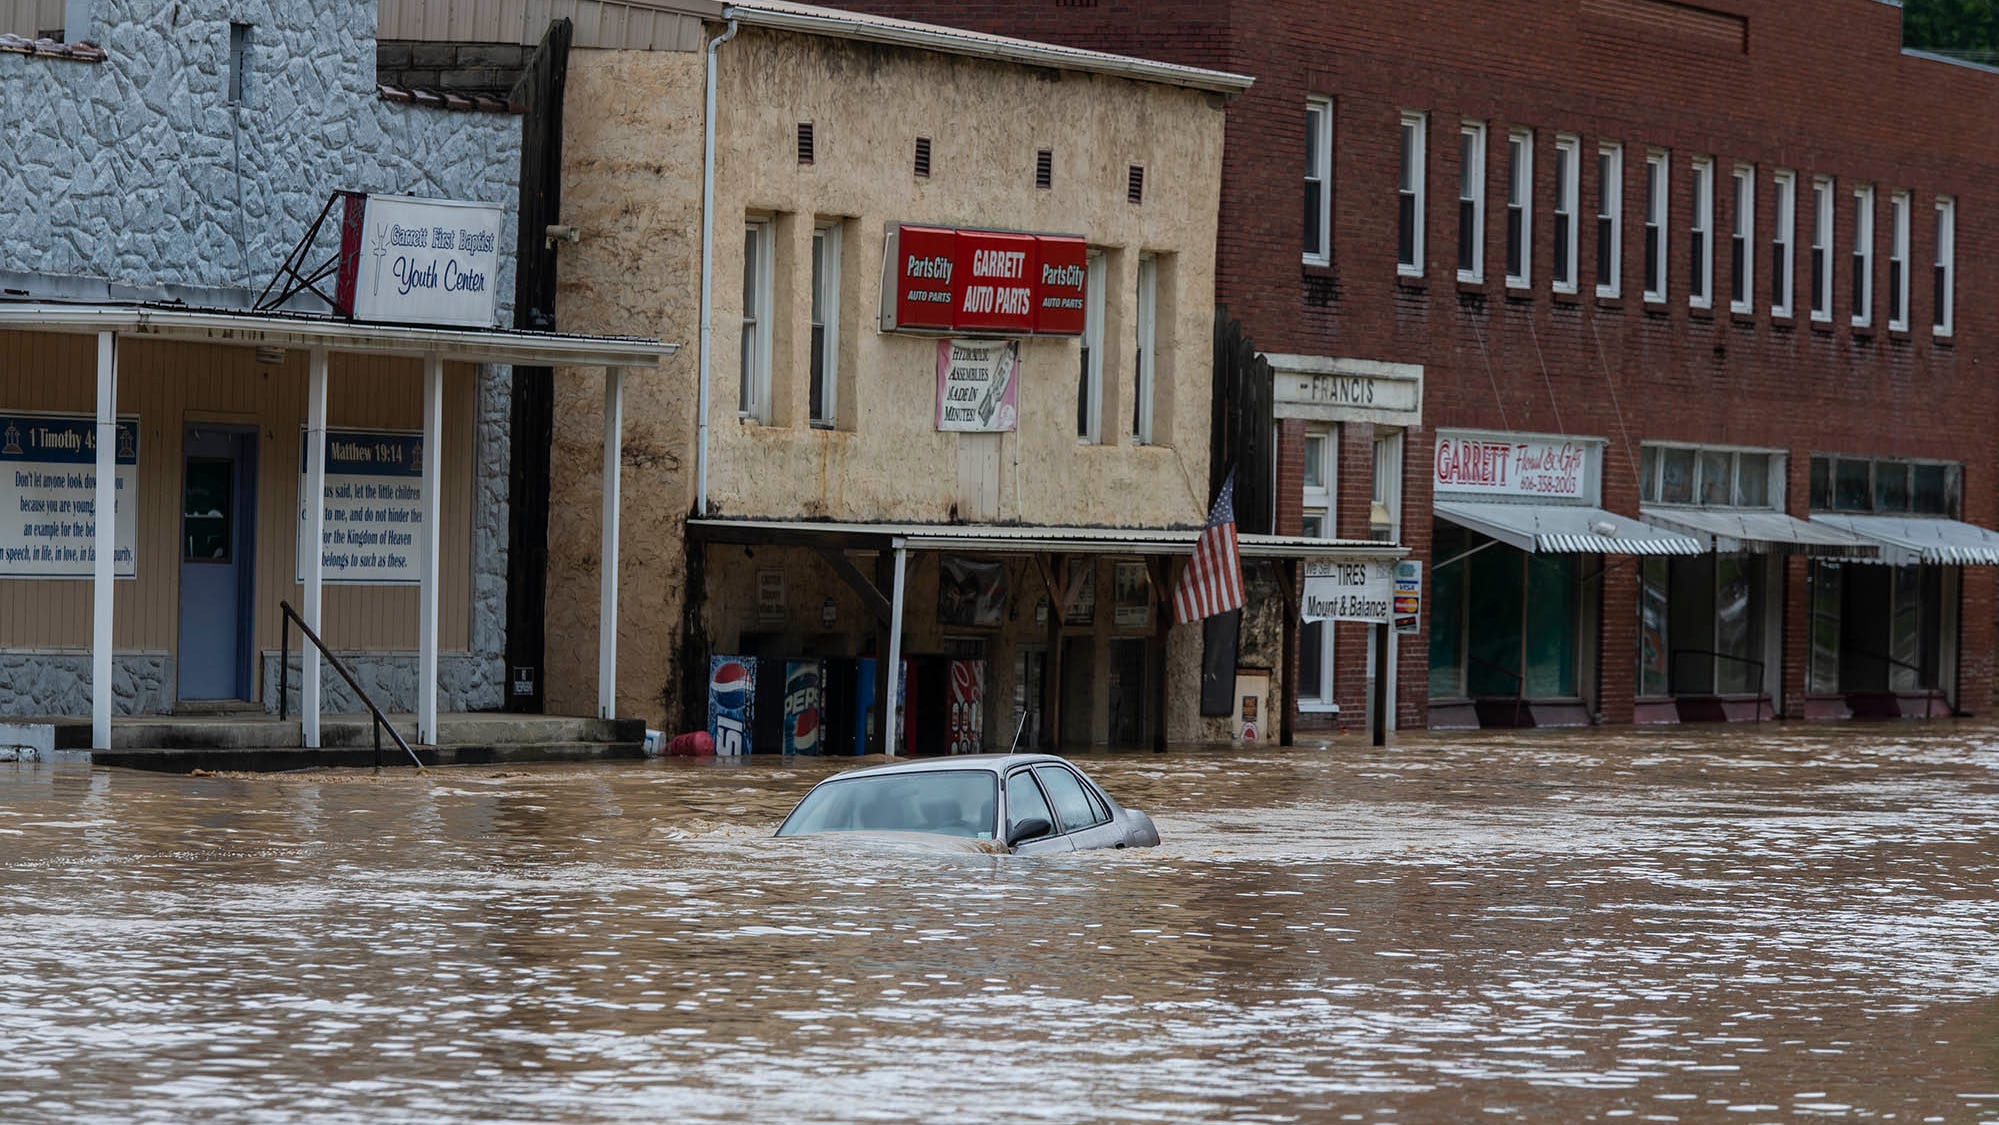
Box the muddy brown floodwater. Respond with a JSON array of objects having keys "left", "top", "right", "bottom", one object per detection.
[{"left": 6, "top": 725, "right": 1999, "bottom": 1123}]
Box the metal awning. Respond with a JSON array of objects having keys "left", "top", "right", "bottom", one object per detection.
[
  {"left": 1435, "top": 500, "right": 1703, "bottom": 556},
  {"left": 687, "top": 518, "right": 1405, "bottom": 561},
  {"left": 1640, "top": 506, "right": 1880, "bottom": 558},
  {"left": 1808, "top": 514, "right": 1999, "bottom": 566}
]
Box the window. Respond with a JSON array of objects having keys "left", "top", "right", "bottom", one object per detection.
[
  {"left": 1889, "top": 190, "right": 1910, "bottom": 331},
  {"left": 738, "top": 220, "right": 772, "bottom": 421},
  {"left": 1304, "top": 99, "right": 1332, "bottom": 264},
  {"left": 1730, "top": 166, "right": 1754, "bottom": 313},
  {"left": 1458, "top": 121, "right": 1486, "bottom": 282},
  {"left": 1077, "top": 251, "right": 1105, "bottom": 442},
  {"left": 1771, "top": 170, "right": 1796, "bottom": 318},
  {"left": 1852, "top": 185, "right": 1874, "bottom": 328},
  {"left": 809, "top": 221, "right": 841, "bottom": 428},
  {"left": 1397, "top": 112, "right": 1426, "bottom": 276},
  {"left": 1936, "top": 197, "right": 1956, "bottom": 336},
  {"left": 1133, "top": 254, "right": 1157, "bottom": 444},
  {"left": 1596, "top": 143, "right": 1622, "bottom": 297},
  {"left": 1643, "top": 151, "right": 1668, "bottom": 302},
  {"left": 1299, "top": 428, "right": 1336, "bottom": 709},
  {"left": 182, "top": 459, "right": 234, "bottom": 561},
  {"left": 227, "top": 23, "right": 250, "bottom": 105},
  {"left": 1505, "top": 129, "right": 1532, "bottom": 287},
  {"left": 1640, "top": 444, "right": 1777, "bottom": 509},
  {"left": 1371, "top": 430, "right": 1403, "bottom": 543},
  {"left": 1552, "top": 134, "right": 1580, "bottom": 293},
  {"left": 1811, "top": 176, "right": 1834, "bottom": 322},
  {"left": 1032, "top": 766, "right": 1107, "bottom": 831},
  {"left": 1300, "top": 428, "right": 1333, "bottom": 536},
  {"left": 1689, "top": 157, "right": 1714, "bottom": 309},
  {"left": 1004, "top": 770, "right": 1055, "bottom": 840},
  {"left": 1809, "top": 455, "right": 1960, "bottom": 517}
]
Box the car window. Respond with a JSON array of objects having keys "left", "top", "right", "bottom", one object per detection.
[
  {"left": 777, "top": 770, "right": 997, "bottom": 840},
  {"left": 1005, "top": 770, "right": 1055, "bottom": 840},
  {"left": 1079, "top": 778, "right": 1112, "bottom": 823},
  {"left": 1033, "top": 765, "right": 1106, "bottom": 832}
]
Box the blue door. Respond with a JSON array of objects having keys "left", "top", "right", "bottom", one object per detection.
[{"left": 177, "top": 427, "right": 258, "bottom": 702}]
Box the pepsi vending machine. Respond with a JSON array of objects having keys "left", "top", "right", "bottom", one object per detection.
[{"left": 707, "top": 655, "right": 757, "bottom": 755}]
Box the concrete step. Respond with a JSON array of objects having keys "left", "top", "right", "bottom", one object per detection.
[{"left": 94, "top": 739, "right": 645, "bottom": 773}]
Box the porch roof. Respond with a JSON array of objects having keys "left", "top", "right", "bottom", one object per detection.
[
  {"left": 1435, "top": 500, "right": 1704, "bottom": 556},
  {"left": 1640, "top": 506, "right": 1880, "bottom": 558},
  {"left": 1808, "top": 514, "right": 1999, "bottom": 567},
  {"left": 687, "top": 518, "right": 1405, "bottom": 561}
]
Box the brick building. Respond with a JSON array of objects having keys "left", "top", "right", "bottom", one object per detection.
[{"left": 827, "top": 0, "right": 1999, "bottom": 732}]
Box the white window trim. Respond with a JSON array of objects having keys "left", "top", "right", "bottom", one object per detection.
[
  {"left": 1811, "top": 176, "right": 1834, "bottom": 323},
  {"left": 1398, "top": 111, "right": 1427, "bottom": 278},
  {"left": 1771, "top": 169, "right": 1796, "bottom": 319},
  {"left": 1554, "top": 134, "right": 1580, "bottom": 295},
  {"left": 1689, "top": 157, "right": 1714, "bottom": 309},
  {"left": 1596, "top": 142, "right": 1623, "bottom": 299},
  {"left": 1644, "top": 150, "right": 1668, "bottom": 304},
  {"left": 1936, "top": 196, "right": 1956, "bottom": 338},
  {"left": 1852, "top": 184, "right": 1875, "bottom": 329},
  {"left": 1372, "top": 429, "right": 1404, "bottom": 544},
  {"left": 810, "top": 220, "right": 841, "bottom": 428},
  {"left": 1506, "top": 128, "right": 1533, "bottom": 289},
  {"left": 1079, "top": 250, "right": 1106, "bottom": 444},
  {"left": 1889, "top": 190, "right": 1911, "bottom": 332},
  {"left": 1300, "top": 426, "right": 1337, "bottom": 711},
  {"left": 1457, "top": 120, "right": 1486, "bottom": 283},
  {"left": 1133, "top": 254, "right": 1158, "bottom": 445},
  {"left": 1730, "top": 164, "right": 1755, "bottom": 315},
  {"left": 739, "top": 218, "right": 773, "bottom": 422},
  {"left": 1304, "top": 98, "right": 1333, "bottom": 266}
]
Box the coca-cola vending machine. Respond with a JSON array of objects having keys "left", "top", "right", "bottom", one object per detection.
[{"left": 946, "top": 659, "right": 986, "bottom": 754}]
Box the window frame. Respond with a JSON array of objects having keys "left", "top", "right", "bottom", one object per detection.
[
  {"left": 1689, "top": 156, "right": 1714, "bottom": 310},
  {"left": 1303, "top": 97, "right": 1333, "bottom": 266},
  {"left": 1595, "top": 142, "right": 1623, "bottom": 299},
  {"left": 809, "top": 220, "right": 842, "bottom": 429},
  {"left": 1077, "top": 250, "right": 1106, "bottom": 443},
  {"left": 1457, "top": 120, "right": 1486, "bottom": 283},
  {"left": 1505, "top": 128, "right": 1532, "bottom": 289},
  {"left": 739, "top": 218, "right": 774, "bottom": 422},
  {"left": 1935, "top": 196, "right": 1956, "bottom": 337},
  {"left": 1852, "top": 184, "right": 1875, "bottom": 329},
  {"left": 1553, "top": 134, "right": 1580, "bottom": 294},
  {"left": 1888, "top": 189, "right": 1911, "bottom": 332},
  {"left": 1133, "top": 253, "right": 1158, "bottom": 445},
  {"left": 1643, "top": 150, "right": 1668, "bottom": 303},
  {"left": 1811, "top": 176, "right": 1834, "bottom": 323},
  {"left": 1771, "top": 169, "right": 1796, "bottom": 318},
  {"left": 1730, "top": 165, "right": 1755, "bottom": 314},
  {"left": 1299, "top": 425, "right": 1337, "bottom": 710},
  {"left": 1640, "top": 442, "right": 1783, "bottom": 511},
  {"left": 1397, "top": 111, "right": 1427, "bottom": 278},
  {"left": 1031, "top": 764, "right": 1111, "bottom": 832}
]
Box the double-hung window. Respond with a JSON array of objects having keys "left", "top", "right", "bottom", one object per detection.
[
  {"left": 1505, "top": 129, "right": 1532, "bottom": 288},
  {"left": 1689, "top": 157, "right": 1714, "bottom": 309},
  {"left": 1643, "top": 151, "right": 1668, "bottom": 303},
  {"left": 1133, "top": 254, "right": 1157, "bottom": 445},
  {"left": 1299, "top": 428, "right": 1336, "bottom": 709},
  {"left": 1596, "top": 142, "right": 1622, "bottom": 298},
  {"left": 739, "top": 219, "right": 773, "bottom": 422},
  {"left": 1852, "top": 184, "right": 1874, "bottom": 328},
  {"left": 1457, "top": 121, "right": 1485, "bottom": 282},
  {"left": 1552, "top": 134, "right": 1580, "bottom": 293},
  {"left": 1077, "top": 251, "right": 1106, "bottom": 442},
  {"left": 1811, "top": 176, "right": 1834, "bottom": 322},
  {"left": 809, "top": 221, "right": 841, "bottom": 428},
  {"left": 1771, "top": 170, "right": 1795, "bottom": 318},
  {"left": 1935, "top": 196, "right": 1956, "bottom": 337},
  {"left": 1888, "top": 190, "right": 1910, "bottom": 331},
  {"left": 1397, "top": 112, "right": 1426, "bottom": 276},
  {"left": 1304, "top": 98, "right": 1332, "bottom": 265},
  {"left": 1729, "top": 166, "right": 1754, "bottom": 313}
]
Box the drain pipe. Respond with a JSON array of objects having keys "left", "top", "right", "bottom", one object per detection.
[{"left": 696, "top": 16, "right": 739, "bottom": 518}]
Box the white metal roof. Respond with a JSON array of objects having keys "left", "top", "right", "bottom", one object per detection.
[
  {"left": 1640, "top": 507, "right": 1879, "bottom": 558},
  {"left": 688, "top": 518, "right": 1403, "bottom": 561},
  {"left": 0, "top": 301, "right": 674, "bottom": 368},
  {"left": 1435, "top": 501, "right": 1704, "bottom": 556},
  {"left": 721, "top": 1, "right": 1255, "bottom": 94},
  {"left": 1809, "top": 514, "right": 1999, "bottom": 566}
]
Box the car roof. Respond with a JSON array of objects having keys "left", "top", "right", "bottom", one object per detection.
[{"left": 812, "top": 753, "right": 1075, "bottom": 783}]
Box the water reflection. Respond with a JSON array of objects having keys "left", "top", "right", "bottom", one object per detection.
[{"left": 6, "top": 725, "right": 1999, "bottom": 1122}]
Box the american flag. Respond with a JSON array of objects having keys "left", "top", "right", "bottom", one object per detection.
[{"left": 1173, "top": 470, "right": 1245, "bottom": 625}]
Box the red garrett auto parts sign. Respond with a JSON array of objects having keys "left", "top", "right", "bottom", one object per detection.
[{"left": 881, "top": 224, "right": 1088, "bottom": 336}]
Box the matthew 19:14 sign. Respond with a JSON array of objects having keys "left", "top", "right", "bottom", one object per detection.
[{"left": 295, "top": 429, "right": 427, "bottom": 585}]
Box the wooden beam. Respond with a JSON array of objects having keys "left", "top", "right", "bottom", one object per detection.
[
  {"left": 814, "top": 545, "right": 893, "bottom": 627},
  {"left": 1273, "top": 558, "right": 1297, "bottom": 747},
  {"left": 1044, "top": 552, "right": 1065, "bottom": 753}
]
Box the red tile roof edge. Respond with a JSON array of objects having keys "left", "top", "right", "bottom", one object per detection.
[
  {"left": 376, "top": 83, "right": 524, "bottom": 115},
  {"left": 0, "top": 34, "right": 106, "bottom": 62}
]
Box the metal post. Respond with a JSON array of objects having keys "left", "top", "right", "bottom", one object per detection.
[
  {"left": 1372, "top": 620, "right": 1391, "bottom": 747},
  {"left": 418, "top": 355, "right": 443, "bottom": 745},
  {"left": 302, "top": 346, "right": 327, "bottom": 748},
  {"left": 598, "top": 366, "right": 624, "bottom": 720},
  {"left": 279, "top": 612, "right": 291, "bottom": 722},
  {"left": 885, "top": 543, "right": 909, "bottom": 756},
  {"left": 90, "top": 331, "right": 116, "bottom": 751}
]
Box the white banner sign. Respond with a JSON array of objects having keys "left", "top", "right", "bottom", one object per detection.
[
  {"left": 341, "top": 193, "right": 503, "bottom": 328},
  {"left": 0, "top": 413, "right": 138, "bottom": 579},
  {"left": 935, "top": 338, "right": 1020, "bottom": 432},
  {"left": 1433, "top": 431, "right": 1595, "bottom": 500},
  {"left": 296, "top": 429, "right": 425, "bottom": 586},
  {"left": 1301, "top": 559, "right": 1394, "bottom": 624}
]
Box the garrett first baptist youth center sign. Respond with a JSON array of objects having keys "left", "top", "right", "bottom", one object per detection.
[{"left": 334, "top": 192, "right": 503, "bottom": 329}]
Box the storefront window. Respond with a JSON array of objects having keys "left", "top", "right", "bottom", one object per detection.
[
  {"left": 1735, "top": 453, "right": 1770, "bottom": 506},
  {"left": 1808, "top": 562, "right": 1842, "bottom": 695},
  {"left": 1810, "top": 455, "right": 1961, "bottom": 517},
  {"left": 1523, "top": 555, "right": 1577, "bottom": 697},
  {"left": 1811, "top": 560, "right": 1946, "bottom": 696},
  {"left": 1874, "top": 461, "right": 1910, "bottom": 512},
  {"left": 1638, "top": 557, "right": 1669, "bottom": 697},
  {"left": 1429, "top": 523, "right": 1467, "bottom": 700},
  {"left": 1834, "top": 459, "right": 1870, "bottom": 511},
  {"left": 1698, "top": 450, "right": 1731, "bottom": 505},
  {"left": 1660, "top": 447, "right": 1696, "bottom": 504},
  {"left": 1714, "top": 555, "right": 1761, "bottom": 695},
  {"left": 1643, "top": 444, "right": 1778, "bottom": 510}
]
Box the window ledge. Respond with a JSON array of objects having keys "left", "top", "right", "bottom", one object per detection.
[
  {"left": 1934, "top": 334, "right": 1955, "bottom": 349},
  {"left": 1594, "top": 294, "right": 1625, "bottom": 311},
  {"left": 1770, "top": 312, "right": 1796, "bottom": 329},
  {"left": 1730, "top": 310, "right": 1758, "bottom": 328},
  {"left": 1297, "top": 702, "right": 1342, "bottom": 715},
  {"left": 1302, "top": 261, "right": 1335, "bottom": 279},
  {"left": 1851, "top": 324, "right": 1875, "bottom": 340},
  {"left": 1688, "top": 305, "right": 1715, "bottom": 322},
  {"left": 1456, "top": 279, "right": 1490, "bottom": 298},
  {"left": 1396, "top": 277, "right": 1428, "bottom": 294},
  {"left": 1809, "top": 318, "right": 1835, "bottom": 334},
  {"left": 1551, "top": 289, "right": 1583, "bottom": 307}
]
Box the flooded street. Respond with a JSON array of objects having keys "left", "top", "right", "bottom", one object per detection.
[{"left": 7, "top": 726, "right": 1999, "bottom": 1123}]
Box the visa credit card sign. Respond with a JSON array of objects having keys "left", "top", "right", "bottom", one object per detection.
[
  {"left": 335, "top": 192, "right": 503, "bottom": 328},
  {"left": 882, "top": 224, "right": 1087, "bottom": 336}
]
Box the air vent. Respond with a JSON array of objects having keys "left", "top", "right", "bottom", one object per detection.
[
  {"left": 1127, "top": 164, "right": 1144, "bottom": 204},
  {"left": 1036, "top": 149, "right": 1053, "bottom": 190},
  {"left": 914, "top": 136, "right": 932, "bottom": 178},
  {"left": 797, "top": 122, "right": 814, "bottom": 165}
]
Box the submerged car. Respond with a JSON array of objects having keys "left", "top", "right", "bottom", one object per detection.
[{"left": 774, "top": 754, "right": 1160, "bottom": 854}]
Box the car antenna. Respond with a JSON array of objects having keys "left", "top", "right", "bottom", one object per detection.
[{"left": 1007, "top": 710, "right": 1028, "bottom": 755}]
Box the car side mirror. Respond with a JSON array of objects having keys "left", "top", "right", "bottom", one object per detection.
[{"left": 1006, "top": 817, "right": 1052, "bottom": 847}]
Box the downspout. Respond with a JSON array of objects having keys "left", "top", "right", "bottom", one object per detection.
[{"left": 697, "top": 17, "right": 740, "bottom": 517}]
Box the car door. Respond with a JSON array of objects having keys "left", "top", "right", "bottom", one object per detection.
[
  {"left": 1032, "top": 764, "right": 1124, "bottom": 850},
  {"left": 1003, "top": 768, "right": 1074, "bottom": 855}
]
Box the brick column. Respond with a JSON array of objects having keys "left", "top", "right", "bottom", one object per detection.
[
  {"left": 1598, "top": 557, "right": 1638, "bottom": 725},
  {"left": 1398, "top": 426, "right": 1435, "bottom": 730},
  {"left": 1782, "top": 555, "right": 1810, "bottom": 717},
  {"left": 1960, "top": 566, "right": 1996, "bottom": 717},
  {"left": 1333, "top": 422, "right": 1376, "bottom": 727}
]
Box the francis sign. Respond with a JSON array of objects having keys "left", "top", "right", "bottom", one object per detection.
[
  {"left": 1300, "top": 559, "right": 1395, "bottom": 624},
  {"left": 295, "top": 429, "right": 426, "bottom": 585},
  {"left": 335, "top": 192, "right": 503, "bottom": 328},
  {"left": 882, "top": 224, "right": 1088, "bottom": 336},
  {"left": 0, "top": 412, "right": 137, "bottom": 579}
]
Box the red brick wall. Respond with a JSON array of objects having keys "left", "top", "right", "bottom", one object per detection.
[{"left": 834, "top": 0, "right": 1999, "bottom": 724}]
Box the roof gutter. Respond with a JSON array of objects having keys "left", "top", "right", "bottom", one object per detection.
[
  {"left": 719, "top": 4, "right": 1254, "bottom": 94},
  {"left": 696, "top": 16, "right": 741, "bottom": 518}
]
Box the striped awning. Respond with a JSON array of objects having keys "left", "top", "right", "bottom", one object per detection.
[
  {"left": 1808, "top": 514, "right": 1999, "bottom": 567},
  {"left": 1640, "top": 507, "right": 1880, "bottom": 557},
  {"left": 1435, "top": 501, "right": 1704, "bottom": 556}
]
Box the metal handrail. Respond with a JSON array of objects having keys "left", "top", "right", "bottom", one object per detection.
[
  {"left": 1669, "top": 647, "right": 1770, "bottom": 721},
  {"left": 278, "top": 600, "right": 424, "bottom": 768}
]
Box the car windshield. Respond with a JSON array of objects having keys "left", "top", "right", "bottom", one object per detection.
[{"left": 777, "top": 770, "right": 998, "bottom": 840}]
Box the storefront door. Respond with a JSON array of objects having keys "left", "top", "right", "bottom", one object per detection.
[
  {"left": 1108, "top": 638, "right": 1149, "bottom": 746},
  {"left": 176, "top": 425, "right": 258, "bottom": 703}
]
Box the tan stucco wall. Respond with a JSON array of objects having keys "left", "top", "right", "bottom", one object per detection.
[{"left": 546, "top": 28, "right": 1228, "bottom": 731}]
